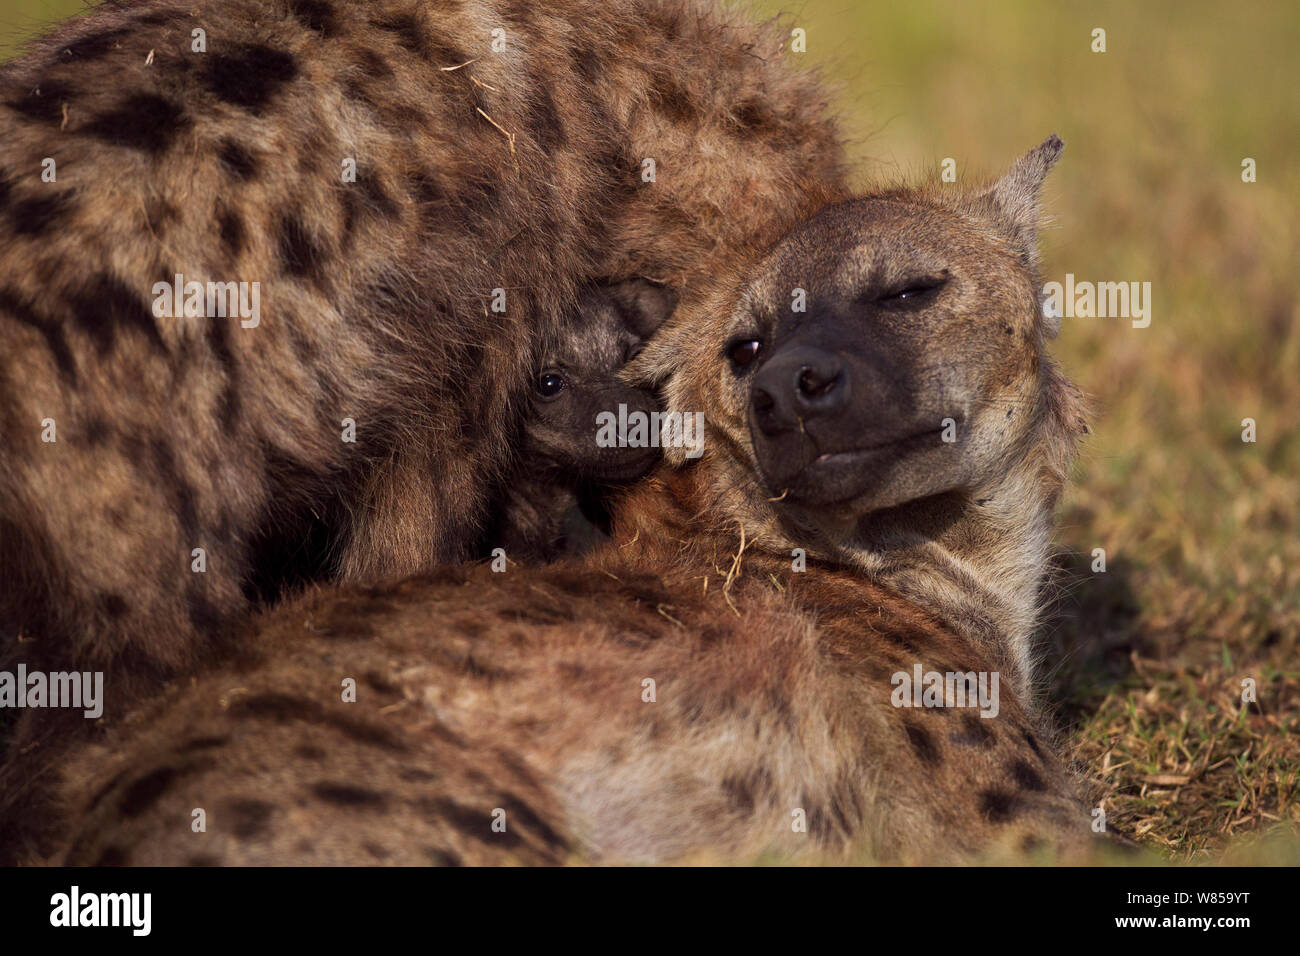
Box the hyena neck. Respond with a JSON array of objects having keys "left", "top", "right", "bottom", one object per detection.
[
  {"left": 609, "top": 448, "right": 1056, "bottom": 690},
  {"left": 839, "top": 459, "right": 1057, "bottom": 690}
]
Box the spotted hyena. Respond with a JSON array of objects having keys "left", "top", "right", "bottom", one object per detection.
[
  {"left": 39, "top": 139, "right": 1105, "bottom": 866},
  {"left": 482, "top": 280, "right": 676, "bottom": 563},
  {"left": 0, "top": 0, "right": 845, "bottom": 696}
]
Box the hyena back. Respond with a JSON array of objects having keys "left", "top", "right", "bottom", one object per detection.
[{"left": 0, "top": 0, "right": 845, "bottom": 686}]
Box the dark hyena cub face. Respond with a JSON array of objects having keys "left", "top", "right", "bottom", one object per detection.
[
  {"left": 488, "top": 280, "right": 676, "bottom": 561},
  {"left": 523, "top": 280, "right": 675, "bottom": 482}
]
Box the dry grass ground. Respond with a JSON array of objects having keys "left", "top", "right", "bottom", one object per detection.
[{"left": 3, "top": 0, "right": 1296, "bottom": 862}]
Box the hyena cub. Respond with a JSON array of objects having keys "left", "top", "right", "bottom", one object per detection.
[
  {"left": 41, "top": 138, "right": 1103, "bottom": 866},
  {"left": 486, "top": 281, "right": 676, "bottom": 562}
]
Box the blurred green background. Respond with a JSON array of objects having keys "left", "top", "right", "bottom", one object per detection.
[{"left": 3, "top": 0, "right": 1296, "bottom": 859}]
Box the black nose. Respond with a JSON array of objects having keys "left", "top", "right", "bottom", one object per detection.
[{"left": 751, "top": 346, "right": 849, "bottom": 435}]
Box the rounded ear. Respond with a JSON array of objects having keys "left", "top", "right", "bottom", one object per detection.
[
  {"left": 602, "top": 278, "right": 679, "bottom": 340},
  {"left": 970, "top": 134, "right": 1064, "bottom": 265}
]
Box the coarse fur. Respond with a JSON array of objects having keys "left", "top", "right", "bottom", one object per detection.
[
  {"left": 38, "top": 141, "right": 1100, "bottom": 865},
  {"left": 0, "top": 0, "right": 846, "bottom": 693}
]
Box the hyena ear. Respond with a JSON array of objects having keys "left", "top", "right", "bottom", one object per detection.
[
  {"left": 971, "top": 134, "right": 1064, "bottom": 265},
  {"left": 603, "top": 278, "right": 679, "bottom": 341}
]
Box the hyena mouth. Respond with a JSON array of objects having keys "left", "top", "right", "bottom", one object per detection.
[
  {"left": 764, "top": 425, "right": 951, "bottom": 506},
  {"left": 811, "top": 425, "right": 947, "bottom": 464}
]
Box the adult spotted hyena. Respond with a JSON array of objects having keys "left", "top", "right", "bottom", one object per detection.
[
  {"left": 0, "top": 0, "right": 846, "bottom": 690},
  {"left": 42, "top": 139, "right": 1102, "bottom": 866}
]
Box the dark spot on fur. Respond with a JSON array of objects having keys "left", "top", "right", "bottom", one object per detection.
[
  {"left": 217, "top": 207, "right": 245, "bottom": 257},
  {"left": 312, "top": 782, "right": 387, "bottom": 807},
  {"left": 141, "top": 438, "right": 198, "bottom": 538},
  {"left": 355, "top": 168, "right": 399, "bottom": 219},
  {"left": 67, "top": 272, "right": 165, "bottom": 356},
  {"left": 60, "top": 28, "right": 129, "bottom": 61},
  {"left": 84, "top": 417, "right": 111, "bottom": 446},
  {"left": 0, "top": 287, "right": 77, "bottom": 381},
  {"left": 205, "top": 317, "right": 240, "bottom": 427},
  {"left": 364, "top": 842, "right": 390, "bottom": 860},
  {"left": 733, "top": 99, "right": 771, "bottom": 132},
  {"left": 202, "top": 44, "right": 299, "bottom": 114},
  {"left": 373, "top": 14, "right": 427, "bottom": 56},
  {"left": 427, "top": 847, "right": 463, "bottom": 866},
  {"left": 229, "top": 693, "right": 313, "bottom": 722},
  {"left": 904, "top": 721, "right": 940, "bottom": 765},
  {"left": 721, "top": 775, "right": 755, "bottom": 816},
  {"left": 649, "top": 71, "right": 695, "bottom": 123},
  {"left": 92, "top": 845, "right": 131, "bottom": 866},
  {"left": 10, "top": 192, "right": 74, "bottom": 237},
  {"left": 1010, "top": 759, "right": 1047, "bottom": 792},
  {"left": 324, "top": 713, "right": 407, "bottom": 752},
  {"left": 82, "top": 93, "right": 191, "bottom": 154},
  {"left": 278, "top": 212, "right": 327, "bottom": 281},
  {"left": 1022, "top": 730, "right": 1044, "bottom": 760},
  {"left": 289, "top": 0, "right": 337, "bottom": 35},
  {"left": 363, "top": 670, "right": 400, "bottom": 695},
  {"left": 399, "top": 767, "right": 437, "bottom": 783},
  {"left": 294, "top": 744, "right": 327, "bottom": 761},
  {"left": 118, "top": 767, "right": 178, "bottom": 818},
  {"left": 6, "top": 79, "right": 74, "bottom": 123},
  {"left": 185, "top": 587, "right": 225, "bottom": 635},
  {"left": 178, "top": 735, "right": 229, "bottom": 753},
  {"left": 500, "top": 793, "right": 568, "bottom": 856},
  {"left": 951, "top": 712, "right": 997, "bottom": 749},
  {"left": 568, "top": 43, "right": 604, "bottom": 85},
  {"left": 217, "top": 138, "right": 259, "bottom": 180},
  {"left": 354, "top": 48, "right": 393, "bottom": 79},
  {"left": 525, "top": 85, "right": 567, "bottom": 151},
  {"left": 225, "top": 797, "right": 276, "bottom": 838},
  {"left": 979, "top": 789, "right": 1019, "bottom": 823},
  {"left": 98, "top": 592, "right": 129, "bottom": 620}
]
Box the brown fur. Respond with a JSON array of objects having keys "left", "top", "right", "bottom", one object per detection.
[
  {"left": 37, "top": 142, "right": 1100, "bottom": 865},
  {"left": 0, "top": 0, "right": 846, "bottom": 693}
]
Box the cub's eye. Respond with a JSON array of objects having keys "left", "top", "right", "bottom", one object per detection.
[
  {"left": 726, "top": 338, "right": 762, "bottom": 371},
  {"left": 536, "top": 371, "right": 566, "bottom": 399}
]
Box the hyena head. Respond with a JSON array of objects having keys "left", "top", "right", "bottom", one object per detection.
[
  {"left": 631, "top": 136, "right": 1089, "bottom": 680},
  {"left": 523, "top": 280, "right": 676, "bottom": 482}
]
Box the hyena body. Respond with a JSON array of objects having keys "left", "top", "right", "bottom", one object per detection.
[
  {"left": 0, "top": 0, "right": 844, "bottom": 690},
  {"left": 45, "top": 140, "right": 1101, "bottom": 865}
]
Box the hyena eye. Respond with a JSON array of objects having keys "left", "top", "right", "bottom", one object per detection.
[
  {"left": 536, "top": 371, "right": 566, "bottom": 399},
  {"left": 877, "top": 272, "right": 950, "bottom": 306},
  {"left": 726, "top": 338, "right": 762, "bottom": 372}
]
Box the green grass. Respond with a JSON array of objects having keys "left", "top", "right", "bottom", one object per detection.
[{"left": 3, "top": 0, "right": 1297, "bottom": 862}]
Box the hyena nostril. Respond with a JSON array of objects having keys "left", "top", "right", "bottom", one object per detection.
[{"left": 797, "top": 364, "right": 840, "bottom": 399}]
